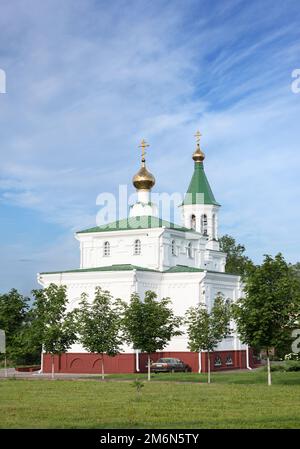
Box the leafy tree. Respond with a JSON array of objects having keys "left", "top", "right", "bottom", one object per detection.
[
  {"left": 233, "top": 254, "right": 300, "bottom": 386},
  {"left": 31, "top": 284, "right": 76, "bottom": 379},
  {"left": 185, "top": 293, "right": 232, "bottom": 383},
  {"left": 0, "top": 289, "right": 30, "bottom": 364},
  {"left": 9, "top": 315, "right": 42, "bottom": 366},
  {"left": 291, "top": 262, "right": 300, "bottom": 281},
  {"left": 123, "top": 291, "right": 182, "bottom": 381},
  {"left": 219, "top": 234, "right": 253, "bottom": 277},
  {"left": 73, "top": 287, "right": 124, "bottom": 380}
]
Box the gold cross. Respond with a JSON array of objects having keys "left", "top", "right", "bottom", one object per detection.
[
  {"left": 194, "top": 130, "right": 202, "bottom": 144},
  {"left": 139, "top": 139, "right": 149, "bottom": 160}
]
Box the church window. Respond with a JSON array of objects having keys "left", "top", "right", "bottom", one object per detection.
[
  {"left": 191, "top": 214, "right": 196, "bottom": 230},
  {"left": 171, "top": 240, "right": 176, "bottom": 256},
  {"left": 187, "top": 242, "right": 193, "bottom": 258},
  {"left": 201, "top": 214, "right": 208, "bottom": 235},
  {"left": 134, "top": 239, "right": 141, "bottom": 255},
  {"left": 214, "top": 355, "right": 222, "bottom": 367},
  {"left": 226, "top": 355, "right": 233, "bottom": 366},
  {"left": 103, "top": 241, "right": 110, "bottom": 257}
]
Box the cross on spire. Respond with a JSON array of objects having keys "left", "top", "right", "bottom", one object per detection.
[
  {"left": 194, "top": 130, "right": 202, "bottom": 144},
  {"left": 139, "top": 139, "right": 149, "bottom": 162}
]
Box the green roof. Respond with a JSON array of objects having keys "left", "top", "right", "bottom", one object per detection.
[
  {"left": 164, "top": 265, "right": 204, "bottom": 273},
  {"left": 77, "top": 216, "right": 195, "bottom": 234},
  {"left": 40, "top": 264, "right": 159, "bottom": 275},
  {"left": 183, "top": 162, "right": 220, "bottom": 206},
  {"left": 40, "top": 264, "right": 237, "bottom": 276}
]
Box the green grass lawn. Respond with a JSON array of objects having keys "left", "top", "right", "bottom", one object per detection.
[
  {"left": 108, "top": 368, "right": 300, "bottom": 385},
  {"left": 1, "top": 370, "right": 300, "bottom": 429}
]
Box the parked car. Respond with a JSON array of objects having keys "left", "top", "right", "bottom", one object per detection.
[{"left": 149, "top": 358, "right": 191, "bottom": 373}]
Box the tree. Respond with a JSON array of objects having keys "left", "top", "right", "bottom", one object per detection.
[
  {"left": 219, "top": 234, "right": 253, "bottom": 277},
  {"left": 291, "top": 262, "right": 300, "bottom": 281},
  {"left": 31, "top": 284, "right": 76, "bottom": 379},
  {"left": 233, "top": 254, "right": 300, "bottom": 386},
  {"left": 123, "top": 291, "right": 182, "bottom": 381},
  {"left": 0, "top": 289, "right": 29, "bottom": 364},
  {"left": 73, "top": 287, "right": 124, "bottom": 380},
  {"left": 185, "top": 293, "right": 232, "bottom": 383}
]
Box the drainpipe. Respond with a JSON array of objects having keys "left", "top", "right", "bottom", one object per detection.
[
  {"left": 198, "top": 351, "right": 202, "bottom": 373},
  {"left": 135, "top": 349, "right": 140, "bottom": 372},
  {"left": 157, "top": 228, "right": 165, "bottom": 271},
  {"left": 39, "top": 347, "right": 44, "bottom": 374},
  {"left": 246, "top": 345, "right": 252, "bottom": 370}
]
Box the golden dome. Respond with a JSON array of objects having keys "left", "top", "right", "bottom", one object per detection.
[
  {"left": 192, "top": 130, "right": 205, "bottom": 162},
  {"left": 133, "top": 161, "right": 155, "bottom": 190},
  {"left": 192, "top": 143, "right": 205, "bottom": 162}
]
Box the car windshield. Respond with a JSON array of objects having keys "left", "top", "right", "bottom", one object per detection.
[{"left": 156, "top": 358, "right": 179, "bottom": 363}]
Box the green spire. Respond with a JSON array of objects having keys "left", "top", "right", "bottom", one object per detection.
[{"left": 183, "top": 162, "right": 220, "bottom": 206}]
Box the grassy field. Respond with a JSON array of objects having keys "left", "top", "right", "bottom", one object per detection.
[
  {"left": 108, "top": 368, "right": 300, "bottom": 384},
  {"left": 1, "top": 370, "right": 300, "bottom": 428}
]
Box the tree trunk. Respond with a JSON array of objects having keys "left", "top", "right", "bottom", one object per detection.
[
  {"left": 101, "top": 356, "right": 105, "bottom": 381},
  {"left": 198, "top": 351, "right": 202, "bottom": 375},
  {"left": 51, "top": 354, "right": 55, "bottom": 380},
  {"left": 207, "top": 351, "right": 211, "bottom": 384},
  {"left": 4, "top": 355, "right": 7, "bottom": 378},
  {"left": 147, "top": 354, "right": 151, "bottom": 381},
  {"left": 266, "top": 349, "right": 272, "bottom": 386}
]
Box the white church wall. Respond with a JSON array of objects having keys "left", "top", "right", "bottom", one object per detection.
[
  {"left": 38, "top": 265, "right": 246, "bottom": 356},
  {"left": 204, "top": 272, "right": 247, "bottom": 351},
  {"left": 76, "top": 229, "right": 165, "bottom": 270},
  {"left": 38, "top": 270, "right": 138, "bottom": 354}
]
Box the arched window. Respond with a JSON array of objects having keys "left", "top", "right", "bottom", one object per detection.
[
  {"left": 191, "top": 214, "right": 196, "bottom": 230},
  {"left": 187, "top": 242, "right": 192, "bottom": 258},
  {"left": 212, "top": 214, "right": 216, "bottom": 239},
  {"left": 214, "top": 355, "right": 222, "bottom": 367},
  {"left": 103, "top": 241, "right": 110, "bottom": 257},
  {"left": 201, "top": 214, "right": 208, "bottom": 235},
  {"left": 226, "top": 355, "right": 233, "bottom": 366},
  {"left": 171, "top": 240, "right": 176, "bottom": 256},
  {"left": 134, "top": 239, "right": 141, "bottom": 255}
]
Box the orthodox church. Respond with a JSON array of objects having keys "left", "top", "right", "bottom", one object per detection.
[{"left": 38, "top": 133, "right": 259, "bottom": 373}]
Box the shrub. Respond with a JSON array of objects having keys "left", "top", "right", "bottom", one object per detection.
[
  {"left": 264, "top": 361, "right": 300, "bottom": 372},
  {"left": 131, "top": 378, "right": 145, "bottom": 394},
  {"left": 263, "top": 364, "right": 285, "bottom": 372},
  {"left": 285, "top": 361, "right": 300, "bottom": 372}
]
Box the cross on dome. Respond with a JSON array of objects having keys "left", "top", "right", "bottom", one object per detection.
[
  {"left": 138, "top": 139, "right": 149, "bottom": 162},
  {"left": 192, "top": 130, "right": 205, "bottom": 163},
  {"left": 194, "top": 130, "right": 202, "bottom": 144}
]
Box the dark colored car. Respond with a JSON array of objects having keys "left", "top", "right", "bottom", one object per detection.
[{"left": 150, "top": 358, "right": 191, "bottom": 373}]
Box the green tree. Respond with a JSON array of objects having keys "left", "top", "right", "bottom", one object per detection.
[
  {"left": 185, "top": 293, "right": 232, "bottom": 383},
  {"left": 73, "top": 287, "right": 124, "bottom": 380},
  {"left": 233, "top": 254, "right": 300, "bottom": 386},
  {"left": 219, "top": 234, "right": 253, "bottom": 277},
  {"left": 0, "top": 289, "right": 30, "bottom": 364},
  {"left": 31, "top": 284, "right": 76, "bottom": 379},
  {"left": 123, "top": 291, "right": 182, "bottom": 381},
  {"left": 291, "top": 262, "right": 300, "bottom": 281}
]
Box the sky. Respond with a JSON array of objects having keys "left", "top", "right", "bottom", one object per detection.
[{"left": 0, "top": 0, "right": 300, "bottom": 295}]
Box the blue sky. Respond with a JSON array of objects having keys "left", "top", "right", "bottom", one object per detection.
[{"left": 0, "top": 0, "right": 300, "bottom": 295}]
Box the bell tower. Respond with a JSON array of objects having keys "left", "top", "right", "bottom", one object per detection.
[{"left": 180, "top": 131, "right": 220, "bottom": 250}]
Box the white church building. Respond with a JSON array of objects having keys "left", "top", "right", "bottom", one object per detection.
[{"left": 38, "top": 134, "right": 259, "bottom": 373}]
